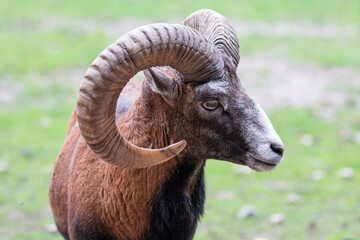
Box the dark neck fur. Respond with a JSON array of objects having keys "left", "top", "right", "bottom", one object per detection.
[{"left": 147, "top": 158, "right": 206, "bottom": 240}]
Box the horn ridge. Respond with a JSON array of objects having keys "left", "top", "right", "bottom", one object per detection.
[
  {"left": 77, "top": 23, "right": 224, "bottom": 169},
  {"left": 182, "top": 9, "right": 240, "bottom": 67}
]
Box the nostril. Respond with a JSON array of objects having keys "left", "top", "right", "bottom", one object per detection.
[{"left": 270, "top": 143, "right": 284, "bottom": 156}]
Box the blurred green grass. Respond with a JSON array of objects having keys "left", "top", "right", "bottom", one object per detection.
[
  {"left": 1, "top": 0, "right": 359, "bottom": 77},
  {"left": 0, "top": 31, "right": 109, "bottom": 75},
  {"left": 1, "top": 0, "right": 359, "bottom": 23},
  {"left": 0, "top": 0, "right": 359, "bottom": 239}
]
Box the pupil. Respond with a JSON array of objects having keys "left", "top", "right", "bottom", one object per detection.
[
  {"left": 204, "top": 101, "right": 218, "bottom": 110},
  {"left": 207, "top": 102, "right": 216, "bottom": 108}
]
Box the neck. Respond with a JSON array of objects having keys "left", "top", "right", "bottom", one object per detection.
[
  {"left": 115, "top": 87, "right": 206, "bottom": 239},
  {"left": 148, "top": 156, "right": 206, "bottom": 240}
]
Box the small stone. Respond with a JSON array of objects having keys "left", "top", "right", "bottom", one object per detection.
[
  {"left": 19, "top": 147, "right": 34, "bottom": 158},
  {"left": 233, "top": 165, "right": 252, "bottom": 174},
  {"left": 285, "top": 193, "right": 302, "bottom": 204},
  {"left": 338, "top": 167, "right": 354, "bottom": 180},
  {"left": 340, "top": 222, "right": 348, "bottom": 230},
  {"left": 44, "top": 224, "right": 58, "bottom": 233},
  {"left": 0, "top": 161, "right": 9, "bottom": 173},
  {"left": 311, "top": 170, "right": 325, "bottom": 181},
  {"left": 299, "top": 134, "right": 314, "bottom": 146},
  {"left": 215, "top": 190, "right": 234, "bottom": 200},
  {"left": 340, "top": 129, "right": 352, "bottom": 141},
  {"left": 267, "top": 180, "right": 288, "bottom": 191},
  {"left": 269, "top": 213, "right": 285, "bottom": 225},
  {"left": 40, "top": 116, "right": 52, "bottom": 128},
  {"left": 317, "top": 107, "right": 335, "bottom": 122},
  {"left": 353, "top": 132, "right": 360, "bottom": 144},
  {"left": 307, "top": 221, "right": 317, "bottom": 232},
  {"left": 9, "top": 210, "right": 26, "bottom": 221},
  {"left": 238, "top": 205, "right": 259, "bottom": 218}
]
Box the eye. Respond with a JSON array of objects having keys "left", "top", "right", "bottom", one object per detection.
[{"left": 202, "top": 100, "right": 219, "bottom": 111}]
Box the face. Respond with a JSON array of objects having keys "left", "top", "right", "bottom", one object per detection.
[{"left": 177, "top": 64, "right": 284, "bottom": 172}]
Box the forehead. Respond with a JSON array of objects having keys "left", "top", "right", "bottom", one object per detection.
[{"left": 192, "top": 79, "right": 242, "bottom": 100}]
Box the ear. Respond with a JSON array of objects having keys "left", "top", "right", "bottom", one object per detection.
[{"left": 143, "top": 67, "right": 181, "bottom": 102}]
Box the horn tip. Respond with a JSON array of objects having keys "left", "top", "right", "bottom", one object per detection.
[{"left": 170, "top": 140, "right": 187, "bottom": 155}]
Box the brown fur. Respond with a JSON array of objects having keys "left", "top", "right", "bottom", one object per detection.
[{"left": 49, "top": 79, "right": 204, "bottom": 239}]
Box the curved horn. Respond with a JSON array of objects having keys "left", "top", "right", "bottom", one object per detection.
[
  {"left": 77, "top": 23, "right": 224, "bottom": 169},
  {"left": 182, "top": 9, "right": 240, "bottom": 67}
]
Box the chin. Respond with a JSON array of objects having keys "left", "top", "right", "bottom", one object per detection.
[
  {"left": 227, "top": 154, "right": 281, "bottom": 172},
  {"left": 247, "top": 161, "right": 279, "bottom": 172}
]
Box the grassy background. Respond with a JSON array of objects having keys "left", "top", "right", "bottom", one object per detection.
[{"left": 0, "top": 1, "right": 359, "bottom": 239}]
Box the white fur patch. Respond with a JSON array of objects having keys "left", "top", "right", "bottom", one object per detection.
[
  {"left": 255, "top": 103, "right": 282, "bottom": 143},
  {"left": 247, "top": 103, "right": 284, "bottom": 164}
]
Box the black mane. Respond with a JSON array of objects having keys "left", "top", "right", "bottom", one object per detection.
[{"left": 147, "top": 160, "right": 206, "bottom": 240}]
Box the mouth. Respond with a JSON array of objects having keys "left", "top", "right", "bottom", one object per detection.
[
  {"left": 227, "top": 153, "right": 280, "bottom": 172},
  {"left": 246, "top": 153, "right": 282, "bottom": 172},
  {"left": 228, "top": 142, "right": 283, "bottom": 172},
  {"left": 248, "top": 158, "right": 278, "bottom": 172}
]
